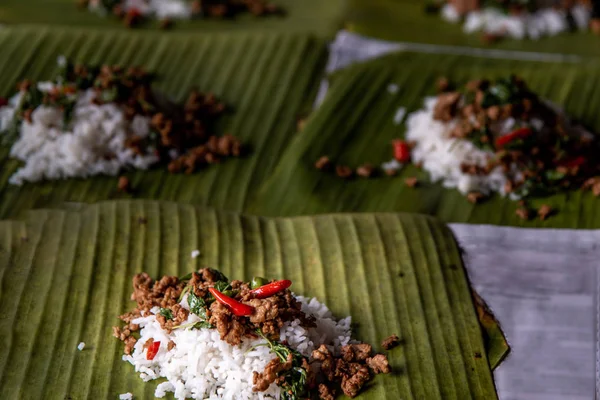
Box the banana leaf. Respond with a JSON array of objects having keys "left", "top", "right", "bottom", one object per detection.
[
  {"left": 250, "top": 51, "right": 600, "bottom": 228},
  {"left": 0, "top": 200, "right": 498, "bottom": 399},
  {"left": 0, "top": 0, "right": 345, "bottom": 37},
  {"left": 471, "top": 290, "right": 509, "bottom": 369},
  {"left": 345, "top": 0, "right": 600, "bottom": 59},
  {"left": 0, "top": 26, "right": 326, "bottom": 219},
  {"left": 53, "top": 200, "right": 509, "bottom": 372}
]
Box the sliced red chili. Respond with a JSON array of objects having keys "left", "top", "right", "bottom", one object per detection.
[
  {"left": 392, "top": 140, "right": 411, "bottom": 163},
  {"left": 209, "top": 287, "right": 254, "bottom": 317},
  {"left": 146, "top": 340, "right": 160, "bottom": 360},
  {"left": 558, "top": 156, "right": 586, "bottom": 168},
  {"left": 62, "top": 85, "right": 77, "bottom": 95},
  {"left": 250, "top": 280, "right": 292, "bottom": 299},
  {"left": 127, "top": 8, "right": 142, "bottom": 18},
  {"left": 495, "top": 127, "right": 532, "bottom": 148}
]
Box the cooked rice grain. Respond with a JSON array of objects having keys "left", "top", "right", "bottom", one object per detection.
[{"left": 122, "top": 295, "right": 352, "bottom": 400}]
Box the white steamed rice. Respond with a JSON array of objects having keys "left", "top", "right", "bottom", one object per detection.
[
  {"left": 122, "top": 295, "right": 353, "bottom": 400},
  {"left": 405, "top": 96, "right": 511, "bottom": 197},
  {"left": 89, "top": 0, "right": 192, "bottom": 20},
  {"left": 3, "top": 85, "right": 158, "bottom": 185},
  {"left": 441, "top": 4, "right": 590, "bottom": 39}
]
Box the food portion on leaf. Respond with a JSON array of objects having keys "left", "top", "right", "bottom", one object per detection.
[
  {"left": 114, "top": 268, "right": 391, "bottom": 399},
  {"left": 433, "top": 0, "right": 600, "bottom": 41},
  {"left": 0, "top": 57, "right": 242, "bottom": 185},
  {"left": 80, "top": 0, "right": 283, "bottom": 28},
  {"left": 402, "top": 75, "right": 600, "bottom": 212}
]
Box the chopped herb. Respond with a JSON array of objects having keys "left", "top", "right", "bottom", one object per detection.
[
  {"left": 212, "top": 280, "right": 237, "bottom": 298},
  {"left": 188, "top": 292, "right": 208, "bottom": 319},
  {"left": 545, "top": 170, "right": 566, "bottom": 181},
  {"left": 159, "top": 308, "right": 173, "bottom": 320},
  {"left": 209, "top": 268, "right": 229, "bottom": 283},
  {"left": 62, "top": 101, "right": 76, "bottom": 127},
  {"left": 170, "top": 291, "right": 214, "bottom": 330},
  {"left": 101, "top": 87, "right": 118, "bottom": 103},
  {"left": 470, "top": 126, "right": 495, "bottom": 152},
  {"left": 515, "top": 177, "right": 558, "bottom": 198},
  {"left": 479, "top": 76, "right": 528, "bottom": 109},
  {"left": 179, "top": 272, "right": 193, "bottom": 281},
  {"left": 178, "top": 284, "right": 191, "bottom": 302},
  {"left": 192, "top": 321, "right": 213, "bottom": 329},
  {"left": 101, "top": 0, "right": 121, "bottom": 12},
  {"left": 213, "top": 281, "right": 231, "bottom": 293},
  {"left": 186, "top": 292, "right": 213, "bottom": 328},
  {"left": 23, "top": 86, "right": 44, "bottom": 110},
  {"left": 172, "top": 320, "right": 213, "bottom": 330},
  {"left": 256, "top": 330, "right": 308, "bottom": 400}
]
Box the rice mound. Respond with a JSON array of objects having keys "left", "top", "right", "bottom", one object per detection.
[
  {"left": 123, "top": 295, "right": 353, "bottom": 400},
  {"left": 405, "top": 96, "right": 510, "bottom": 197},
  {"left": 4, "top": 85, "right": 157, "bottom": 185},
  {"left": 441, "top": 3, "right": 590, "bottom": 39},
  {"left": 89, "top": 0, "right": 193, "bottom": 20}
]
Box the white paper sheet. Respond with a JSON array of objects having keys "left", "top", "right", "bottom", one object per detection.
[{"left": 450, "top": 224, "right": 598, "bottom": 400}]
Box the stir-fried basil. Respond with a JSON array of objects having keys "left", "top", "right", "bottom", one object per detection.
[
  {"left": 187, "top": 292, "right": 213, "bottom": 329},
  {"left": 188, "top": 292, "right": 208, "bottom": 319},
  {"left": 256, "top": 330, "right": 308, "bottom": 400},
  {"left": 159, "top": 308, "right": 174, "bottom": 320}
]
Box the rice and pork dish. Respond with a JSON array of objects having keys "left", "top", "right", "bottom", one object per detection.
[
  {"left": 113, "top": 268, "right": 394, "bottom": 399},
  {"left": 436, "top": 0, "right": 600, "bottom": 40},
  {"left": 80, "top": 0, "right": 282, "bottom": 28},
  {"left": 400, "top": 75, "right": 600, "bottom": 217},
  {"left": 0, "top": 57, "right": 241, "bottom": 185}
]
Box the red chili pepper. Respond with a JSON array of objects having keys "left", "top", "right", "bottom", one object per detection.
[
  {"left": 209, "top": 287, "right": 254, "bottom": 317},
  {"left": 127, "top": 8, "right": 142, "bottom": 18},
  {"left": 62, "top": 85, "right": 76, "bottom": 95},
  {"left": 250, "top": 280, "right": 292, "bottom": 299},
  {"left": 0, "top": 97, "right": 7, "bottom": 107},
  {"left": 495, "top": 127, "right": 532, "bottom": 148},
  {"left": 392, "top": 140, "right": 411, "bottom": 163},
  {"left": 558, "top": 156, "right": 586, "bottom": 168},
  {"left": 146, "top": 340, "right": 160, "bottom": 360}
]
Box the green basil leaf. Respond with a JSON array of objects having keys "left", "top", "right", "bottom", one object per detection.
[
  {"left": 209, "top": 269, "right": 229, "bottom": 283},
  {"left": 179, "top": 272, "right": 193, "bottom": 281},
  {"left": 159, "top": 308, "right": 173, "bottom": 320},
  {"left": 214, "top": 281, "right": 231, "bottom": 292},
  {"left": 188, "top": 292, "right": 208, "bottom": 320},
  {"left": 545, "top": 170, "right": 566, "bottom": 181},
  {"left": 192, "top": 321, "right": 213, "bottom": 330}
]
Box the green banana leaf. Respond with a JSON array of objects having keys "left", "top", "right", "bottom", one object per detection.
[
  {"left": 52, "top": 199, "right": 509, "bottom": 373},
  {"left": 0, "top": 0, "right": 345, "bottom": 37},
  {"left": 0, "top": 200, "right": 499, "bottom": 399},
  {"left": 0, "top": 26, "right": 326, "bottom": 219},
  {"left": 345, "top": 0, "right": 600, "bottom": 59},
  {"left": 471, "top": 290, "right": 509, "bottom": 370},
  {"left": 250, "top": 51, "right": 600, "bottom": 228}
]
